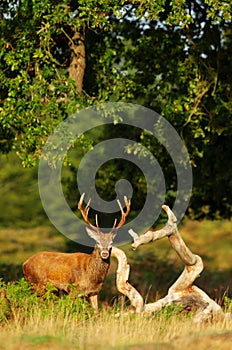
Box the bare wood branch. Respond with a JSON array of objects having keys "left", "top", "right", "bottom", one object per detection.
[
  {"left": 111, "top": 247, "right": 144, "bottom": 313},
  {"left": 130, "top": 205, "right": 196, "bottom": 266},
  {"left": 128, "top": 229, "right": 139, "bottom": 240},
  {"left": 168, "top": 255, "right": 203, "bottom": 293},
  {"left": 127, "top": 205, "right": 225, "bottom": 322},
  {"left": 144, "top": 284, "right": 223, "bottom": 323}
]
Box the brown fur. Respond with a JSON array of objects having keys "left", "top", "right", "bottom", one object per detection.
[
  {"left": 23, "top": 194, "right": 131, "bottom": 309},
  {"left": 23, "top": 245, "right": 111, "bottom": 308}
]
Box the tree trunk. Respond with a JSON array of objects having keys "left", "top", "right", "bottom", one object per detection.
[{"left": 68, "top": 30, "right": 86, "bottom": 94}]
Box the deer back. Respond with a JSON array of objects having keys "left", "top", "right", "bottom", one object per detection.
[{"left": 23, "top": 245, "right": 111, "bottom": 295}]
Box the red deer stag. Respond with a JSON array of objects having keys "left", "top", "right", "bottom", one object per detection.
[{"left": 23, "top": 194, "right": 130, "bottom": 309}]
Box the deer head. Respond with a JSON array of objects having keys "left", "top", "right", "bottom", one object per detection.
[{"left": 78, "top": 194, "right": 130, "bottom": 259}]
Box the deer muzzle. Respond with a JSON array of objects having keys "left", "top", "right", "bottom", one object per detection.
[{"left": 100, "top": 249, "right": 110, "bottom": 259}]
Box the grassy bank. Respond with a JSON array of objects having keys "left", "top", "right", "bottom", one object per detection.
[
  {"left": 0, "top": 314, "right": 232, "bottom": 350},
  {"left": 0, "top": 278, "right": 232, "bottom": 350}
]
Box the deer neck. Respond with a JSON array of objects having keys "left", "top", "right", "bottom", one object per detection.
[{"left": 88, "top": 246, "right": 111, "bottom": 276}]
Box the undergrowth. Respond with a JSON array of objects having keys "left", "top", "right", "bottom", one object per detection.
[
  {"left": 0, "top": 279, "right": 231, "bottom": 350},
  {"left": 0, "top": 278, "right": 93, "bottom": 324}
]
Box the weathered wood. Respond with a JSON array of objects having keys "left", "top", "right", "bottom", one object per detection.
[
  {"left": 130, "top": 205, "right": 197, "bottom": 266},
  {"left": 111, "top": 247, "right": 144, "bottom": 313},
  {"left": 119, "top": 205, "right": 227, "bottom": 322}
]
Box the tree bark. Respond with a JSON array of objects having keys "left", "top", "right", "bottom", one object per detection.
[{"left": 68, "top": 30, "right": 86, "bottom": 94}]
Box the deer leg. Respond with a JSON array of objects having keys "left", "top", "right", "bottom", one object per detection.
[{"left": 89, "top": 294, "right": 98, "bottom": 311}]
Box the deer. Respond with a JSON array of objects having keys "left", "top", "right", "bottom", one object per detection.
[{"left": 22, "top": 194, "right": 130, "bottom": 310}]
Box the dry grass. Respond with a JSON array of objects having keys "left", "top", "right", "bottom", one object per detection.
[{"left": 0, "top": 307, "right": 231, "bottom": 350}]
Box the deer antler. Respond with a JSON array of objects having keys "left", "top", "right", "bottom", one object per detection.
[
  {"left": 78, "top": 193, "right": 100, "bottom": 232},
  {"left": 78, "top": 194, "right": 131, "bottom": 232},
  {"left": 114, "top": 196, "right": 131, "bottom": 230}
]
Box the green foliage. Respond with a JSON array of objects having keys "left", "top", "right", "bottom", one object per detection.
[
  {"left": 0, "top": 278, "right": 93, "bottom": 325},
  {"left": 224, "top": 296, "right": 232, "bottom": 313},
  {"left": 3, "top": 278, "right": 37, "bottom": 309},
  {"left": 155, "top": 304, "right": 185, "bottom": 320},
  {"left": 0, "top": 1, "right": 232, "bottom": 219},
  {"left": 84, "top": 1, "right": 232, "bottom": 219}
]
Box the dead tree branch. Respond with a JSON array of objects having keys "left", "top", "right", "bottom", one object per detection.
[
  {"left": 111, "top": 247, "right": 144, "bottom": 313},
  {"left": 112, "top": 205, "right": 226, "bottom": 322}
]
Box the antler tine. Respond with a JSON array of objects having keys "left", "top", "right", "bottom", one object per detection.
[
  {"left": 95, "top": 214, "right": 99, "bottom": 228},
  {"left": 78, "top": 193, "right": 100, "bottom": 232},
  {"left": 115, "top": 196, "right": 131, "bottom": 230},
  {"left": 78, "top": 193, "right": 85, "bottom": 208},
  {"left": 110, "top": 218, "right": 118, "bottom": 233},
  {"left": 85, "top": 199, "right": 91, "bottom": 215}
]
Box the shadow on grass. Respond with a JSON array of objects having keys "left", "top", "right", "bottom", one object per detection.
[{"left": 0, "top": 262, "right": 23, "bottom": 282}]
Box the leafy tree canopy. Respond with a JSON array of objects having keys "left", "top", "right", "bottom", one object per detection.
[{"left": 0, "top": 0, "right": 232, "bottom": 220}]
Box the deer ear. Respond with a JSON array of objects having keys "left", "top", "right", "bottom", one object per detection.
[{"left": 85, "top": 227, "right": 99, "bottom": 241}]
